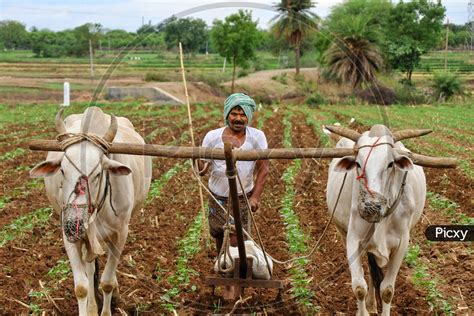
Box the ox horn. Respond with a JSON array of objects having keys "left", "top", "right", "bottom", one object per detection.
[
  {"left": 324, "top": 125, "right": 362, "bottom": 142},
  {"left": 55, "top": 107, "right": 67, "bottom": 135},
  {"left": 393, "top": 129, "right": 432, "bottom": 142},
  {"left": 102, "top": 114, "right": 118, "bottom": 142},
  {"left": 395, "top": 149, "right": 457, "bottom": 168}
]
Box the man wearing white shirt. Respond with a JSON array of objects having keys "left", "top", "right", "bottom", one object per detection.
[{"left": 197, "top": 93, "right": 269, "bottom": 253}]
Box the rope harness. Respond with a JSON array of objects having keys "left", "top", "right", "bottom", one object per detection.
[{"left": 57, "top": 133, "right": 117, "bottom": 243}]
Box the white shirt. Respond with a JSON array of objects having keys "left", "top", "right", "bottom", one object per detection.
[{"left": 202, "top": 126, "right": 268, "bottom": 197}]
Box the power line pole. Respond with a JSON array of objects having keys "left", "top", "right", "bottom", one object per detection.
[
  {"left": 445, "top": 19, "right": 449, "bottom": 71},
  {"left": 469, "top": 0, "right": 474, "bottom": 53}
]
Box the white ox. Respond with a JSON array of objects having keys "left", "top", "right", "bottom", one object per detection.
[
  {"left": 326, "top": 124, "right": 428, "bottom": 316},
  {"left": 30, "top": 107, "right": 152, "bottom": 316}
]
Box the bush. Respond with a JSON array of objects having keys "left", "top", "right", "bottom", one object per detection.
[
  {"left": 238, "top": 69, "right": 249, "bottom": 78},
  {"left": 305, "top": 92, "right": 326, "bottom": 106},
  {"left": 356, "top": 84, "right": 396, "bottom": 105},
  {"left": 271, "top": 72, "right": 288, "bottom": 85},
  {"left": 144, "top": 72, "right": 171, "bottom": 82},
  {"left": 395, "top": 85, "right": 429, "bottom": 105},
  {"left": 432, "top": 72, "right": 464, "bottom": 101}
]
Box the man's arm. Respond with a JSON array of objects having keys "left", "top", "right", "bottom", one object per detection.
[
  {"left": 193, "top": 159, "right": 209, "bottom": 176},
  {"left": 249, "top": 159, "right": 269, "bottom": 212}
]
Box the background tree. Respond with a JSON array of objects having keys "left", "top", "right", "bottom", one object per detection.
[
  {"left": 0, "top": 20, "right": 29, "bottom": 49},
  {"left": 162, "top": 16, "right": 209, "bottom": 53},
  {"left": 271, "top": 0, "right": 319, "bottom": 75},
  {"left": 385, "top": 0, "right": 445, "bottom": 83},
  {"left": 211, "top": 10, "right": 261, "bottom": 92},
  {"left": 71, "top": 23, "right": 103, "bottom": 57},
  {"left": 324, "top": 14, "right": 383, "bottom": 89}
]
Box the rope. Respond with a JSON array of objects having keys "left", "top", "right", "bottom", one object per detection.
[
  {"left": 57, "top": 133, "right": 111, "bottom": 153},
  {"left": 179, "top": 42, "right": 209, "bottom": 245}
]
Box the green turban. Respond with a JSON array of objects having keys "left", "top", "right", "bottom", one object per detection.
[{"left": 223, "top": 93, "right": 256, "bottom": 126}]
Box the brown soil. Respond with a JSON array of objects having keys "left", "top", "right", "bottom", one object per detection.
[{"left": 0, "top": 105, "right": 472, "bottom": 315}]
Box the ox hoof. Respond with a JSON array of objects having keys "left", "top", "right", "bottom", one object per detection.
[
  {"left": 355, "top": 286, "right": 366, "bottom": 301},
  {"left": 381, "top": 286, "right": 393, "bottom": 304}
]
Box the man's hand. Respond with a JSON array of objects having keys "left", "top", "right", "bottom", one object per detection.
[
  {"left": 193, "top": 159, "right": 209, "bottom": 176},
  {"left": 249, "top": 196, "right": 259, "bottom": 212}
]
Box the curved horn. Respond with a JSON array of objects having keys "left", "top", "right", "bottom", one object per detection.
[
  {"left": 395, "top": 149, "right": 457, "bottom": 168},
  {"left": 55, "top": 107, "right": 67, "bottom": 134},
  {"left": 393, "top": 129, "right": 432, "bottom": 142},
  {"left": 324, "top": 125, "right": 362, "bottom": 142},
  {"left": 103, "top": 114, "right": 118, "bottom": 142}
]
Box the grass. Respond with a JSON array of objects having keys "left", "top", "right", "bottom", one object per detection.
[
  {"left": 160, "top": 211, "right": 204, "bottom": 312},
  {"left": 405, "top": 244, "right": 454, "bottom": 314},
  {"left": 146, "top": 161, "right": 190, "bottom": 205},
  {"left": 0, "top": 207, "right": 52, "bottom": 247}
]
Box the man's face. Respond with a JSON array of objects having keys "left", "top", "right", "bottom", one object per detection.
[{"left": 227, "top": 106, "right": 248, "bottom": 132}]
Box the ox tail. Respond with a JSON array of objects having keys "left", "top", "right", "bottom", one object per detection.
[{"left": 367, "top": 252, "right": 383, "bottom": 306}]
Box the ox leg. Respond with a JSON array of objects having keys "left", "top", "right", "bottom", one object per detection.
[
  {"left": 380, "top": 237, "right": 408, "bottom": 316},
  {"left": 64, "top": 240, "right": 90, "bottom": 316},
  {"left": 85, "top": 259, "right": 99, "bottom": 316},
  {"left": 99, "top": 235, "right": 126, "bottom": 316},
  {"left": 366, "top": 271, "right": 377, "bottom": 314},
  {"left": 347, "top": 238, "right": 369, "bottom": 316}
]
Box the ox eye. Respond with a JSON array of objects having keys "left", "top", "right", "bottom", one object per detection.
[
  {"left": 355, "top": 162, "right": 361, "bottom": 169},
  {"left": 94, "top": 173, "right": 101, "bottom": 180},
  {"left": 388, "top": 161, "right": 394, "bottom": 169},
  {"left": 60, "top": 169, "right": 65, "bottom": 176}
]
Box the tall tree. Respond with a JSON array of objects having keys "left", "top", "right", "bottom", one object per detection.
[
  {"left": 271, "top": 0, "right": 319, "bottom": 75},
  {"left": 324, "top": 14, "right": 383, "bottom": 89},
  {"left": 385, "top": 0, "right": 445, "bottom": 83},
  {"left": 211, "top": 10, "right": 261, "bottom": 92},
  {"left": 0, "top": 20, "right": 29, "bottom": 49},
  {"left": 161, "top": 17, "right": 209, "bottom": 53}
]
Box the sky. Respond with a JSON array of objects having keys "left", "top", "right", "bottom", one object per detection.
[{"left": 0, "top": 0, "right": 470, "bottom": 32}]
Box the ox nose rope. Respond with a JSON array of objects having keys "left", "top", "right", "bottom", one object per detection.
[
  {"left": 59, "top": 133, "right": 117, "bottom": 243},
  {"left": 356, "top": 137, "right": 382, "bottom": 197}
]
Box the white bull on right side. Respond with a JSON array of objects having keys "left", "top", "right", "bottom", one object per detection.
[{"left": 325, "top": 124, "right": 430, "bottom": 316}]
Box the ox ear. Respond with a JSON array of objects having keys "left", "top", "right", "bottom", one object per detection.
[
  {"left": 30, "top": 156, "right": 63, "bottom": 178},
  {"left": 102, "top": 156, "right": 132, "bottom": 176},
  {"left": 334, "top": 156, "right": 357, "bottom": 172},
  {"left": 394, "top": 153, "right": 414, "bottom": 171}
]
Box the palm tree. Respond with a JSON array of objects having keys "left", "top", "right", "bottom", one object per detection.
[
  {"left": 271, "top": 0, "right": 319, "bottom": 75},
  {"left": 324, "top": 15, "right": 383, "bottom": 89}
]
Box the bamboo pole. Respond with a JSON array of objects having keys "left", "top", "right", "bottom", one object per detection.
[
  {"left": 27, "top": 139, "right": 457, "bottom": 168},
  {"left": 178, "top": 42, "right": 209, "bottom": 245}
]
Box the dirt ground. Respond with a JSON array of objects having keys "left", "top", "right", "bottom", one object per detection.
[{"left": 0, "top": 103, "right": 472, "bottom": 314}]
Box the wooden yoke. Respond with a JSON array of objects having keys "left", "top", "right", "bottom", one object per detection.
[{"left": 224, "top": 142, "right": 247, "bottom": 279}]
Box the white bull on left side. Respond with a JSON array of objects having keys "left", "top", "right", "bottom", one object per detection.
[
  {"left": 325, "top": 124, "right": 428, "bottom": 316},
  {"left": 30, "top": 106, "right": 152, "bottom": 316}
]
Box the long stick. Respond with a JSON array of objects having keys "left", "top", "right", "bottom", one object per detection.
[
  {"left": 28, "top": 140, "right": 457, "bottom": 168},
  {"left": 179, "top": 42, "right": 209, "bottom": 244}
]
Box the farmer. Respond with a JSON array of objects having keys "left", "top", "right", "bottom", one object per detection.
[{"left": 196, "top": 93, "right": 269, "bottom": 254}]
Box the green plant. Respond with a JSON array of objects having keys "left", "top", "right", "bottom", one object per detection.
[
  {"left": 160, "top": 211, "right": 203, "bottom": 312},
  {"left": 432, "top": 72, "right": 464, "bottom": 101},
  {"left": 238, "top": 69, "right": 249, "bottom": 78},
  {"left": 272, "top": 72, "right": 288, "bottom": 85},
  {"left": 395, "top": 84, "right": 428, "bottom": 105},
  {"left": 47, "top": 259, "right": 71, "bottom": 282},
  {"left": 305, "top": 92, "right": 326, "bottom": 106}
]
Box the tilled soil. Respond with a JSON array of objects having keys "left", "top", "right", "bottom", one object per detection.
[{"left": 0, "top": 106, "right": 472, "bottom": 314}]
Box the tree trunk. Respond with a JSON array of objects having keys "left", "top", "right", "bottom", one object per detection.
[
  {"left": 407, "top": 69, "right": 413, "bottom": 83},
  {"left": 232, "top": 55, "right": 236, "bottom": 93},
  {"left": 295, "top": 44, "right": 301, "bottom": 75}
]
